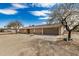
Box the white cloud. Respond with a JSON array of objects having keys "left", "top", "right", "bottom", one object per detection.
[
  {"left": 40, "top": 16, "right": 52, "bottom": 20},
  {"left": 39, "top": 17, "right": 49, "bottom": 20},
  {"left": 0, "top": 3, "right": 27, "bottom": 15},
  {"left": 0, "top": 9, "right": 17, "bottom": 15},
  {"left": 11, "top": 3, "right": 28, "bottom": 9},
  {"left": 32, "top": 3, "right": 55, "bottom": 8},
  {"left": 29, "top": 10, "right": 51, "bottom": 21},
  {"left": 30, "top": 10, "right": 50, "bottom": 16},
  {"left": 41, "top": 22, "right": 47, "bottom": 24}
]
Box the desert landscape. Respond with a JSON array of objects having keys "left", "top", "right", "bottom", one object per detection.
[{"left": 0, "top": 32, "right": 78, "bottom": 56}]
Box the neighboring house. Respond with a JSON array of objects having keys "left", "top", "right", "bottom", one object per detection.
[
  {"left": 19, "top": 24, "right": 64, "bottom": 35},
  {"left": 3, "top": 26, "right": 20, "bottom": 33},
  {"left": 3, "top": 29, "right": 16, "bottom": 33}
]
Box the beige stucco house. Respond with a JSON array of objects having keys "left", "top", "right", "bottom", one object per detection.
[{"left": 19, "top": 24, "right": 64, "bottom": 35}]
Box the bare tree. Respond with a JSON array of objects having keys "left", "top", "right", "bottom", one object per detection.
[
  {"left": 49, "top": 3, "right": 79, "bottom": 41},
  {"left": 7, "top": 20, "right": 23, "bottom": 34}
]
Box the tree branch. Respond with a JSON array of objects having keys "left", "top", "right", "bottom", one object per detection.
[
  {"left": 71, "top": 24, "right": 79, "bottom": 31},
  {"left": 60, "top": 12, "right": 72, "bottom": 31}
]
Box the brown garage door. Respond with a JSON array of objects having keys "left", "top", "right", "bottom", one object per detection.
[
  {"left": 34, "top": 28, "right": 42, "bottom": 35},
  {"left": 43, "top": 27, "right": 59, "bottom": 35}
]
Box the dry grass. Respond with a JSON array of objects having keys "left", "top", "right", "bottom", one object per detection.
[
  {"left": 18, "top": 39, "right": 79, "bottom": 56},
  {"left": 0, "top": 33, "right": 78, "bottom": 56}
]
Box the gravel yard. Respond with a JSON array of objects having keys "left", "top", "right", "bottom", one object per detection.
[{"left": 0, "top": 32, "right": 78, "bottom": 56}]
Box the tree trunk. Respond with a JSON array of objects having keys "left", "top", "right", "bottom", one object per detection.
[{"left": 68, "top": 31, "right": 72, "bottom": 41}]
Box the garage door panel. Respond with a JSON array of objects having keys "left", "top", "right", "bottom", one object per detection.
[
  {"left": 43, "top": 28, "right": 59, "bottom": 35},
  {"left": 34, "top": 28, "right": 42, "bottom": 35}
]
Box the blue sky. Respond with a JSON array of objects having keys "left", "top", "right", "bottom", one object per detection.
[{"left": 0, "top": 3, "right": 56, "bottom": 28}]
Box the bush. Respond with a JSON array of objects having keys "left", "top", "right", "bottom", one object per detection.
[
  {"left": 63, "top": 38, "right": 67, "bottom": 41},
  {"left": 63, "top": 38, "right": 73, "bottom": 41}
]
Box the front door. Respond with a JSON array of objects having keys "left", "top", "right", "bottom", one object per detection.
[{"left": 27, "top": 29, "right": 30, "bottom": 34}]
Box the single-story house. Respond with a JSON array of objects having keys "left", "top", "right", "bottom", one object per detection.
[{"left": 19, "top": 24, "right": 64, "bottom": 35}]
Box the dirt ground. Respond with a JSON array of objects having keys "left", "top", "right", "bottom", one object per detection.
[{"left": 0, "top": 32, "right": 79, "bottom": 56}]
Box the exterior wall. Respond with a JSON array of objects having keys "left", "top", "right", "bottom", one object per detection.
[
  {"left": 59, "top": 26, "right": 64, "bottom": 35},
  {"left": 19, "top": 28, "right": 42, "bottom": 34}
]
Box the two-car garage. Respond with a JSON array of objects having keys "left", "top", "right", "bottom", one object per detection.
[{"left": 19, "top": 24, "right": 64, "bottom": 35}]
